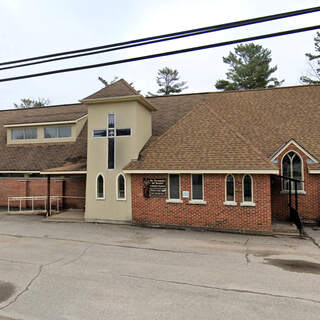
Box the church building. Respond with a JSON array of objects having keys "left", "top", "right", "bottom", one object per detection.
[{"left": 1, "top": 79, "right": 320, "bottom": 233}]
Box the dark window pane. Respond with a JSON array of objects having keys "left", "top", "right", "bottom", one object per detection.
[
  {"left": 25, "top": 128, "right": 37, "bottom": 139},
  {"left": 108, "top": 138, "right": 115, "bottom": 169},
  {"left": 282, "top": 155, "right": 291, "bottom": 190},
  {"left": 93, "top": 129, "right": 107, "bottom": 137},
  {"left": 292, "top": 155, "right": 302, "bottom": 190},
  {"left": 108, "top": 114, "right": 115, "bottom": 128},
  {"left": 58, "top": 126, "right": 72, "bottom": 138},
  {"left": 169, "top": 174, "right": 180, "bottom": 199},
  {"left": 192, "top": 174, "right": 203, "bottom": 200},
  {"left": 108, "top": 129, "right": 115, "bottom": 137},
  {"left": 118, "top": 174, "right": 125, "bottom": 199},
  {"left": 116, "top": 128, "right": 131, "bottom": 136},
  {"left": 243, "top": 175, "right": 252, "bottom": 202},
  {"left": 44, "top": 127, "right": 57, "bottom": 138},
  {"left": 97, "top": 175, "right": 104, "bottom": 198},
  {"left": 226, "top": 175, "right": 234, "bottom": 201},
  {"left": 11, "top": 129, "right": 25, "bottom": 140}
]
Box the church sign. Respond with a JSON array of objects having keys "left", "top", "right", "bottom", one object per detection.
[{"left": 143, "top": 178, "right": 167, "bottom": 198}]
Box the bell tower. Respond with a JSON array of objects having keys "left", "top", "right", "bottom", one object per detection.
[{"left": 82, "top": 79, "right": 156, "bottom": 222}]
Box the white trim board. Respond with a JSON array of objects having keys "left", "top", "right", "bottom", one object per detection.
[
  {"left": 40, "top": 171, "right": 87, "bottom": 175},
  {"left": 123, "top": 169, "right": 279, "bottom": 174},
  {"left": 308, "top": 170, "right": 320, "bottom": 174},
  {"left": 269, "top": 139, "right": 318, "bottom": 163}
]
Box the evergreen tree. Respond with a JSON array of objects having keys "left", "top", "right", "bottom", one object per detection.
[
  {"left": 154, "top": 67, "right": 187, "bottom": 95},
  {"left": 300, "top": 32, "right": 320, "bottom": 85},
  {"left": 98, "top": 76, "right": 118, "bottom": 87},
  {"left": 215, "top": 43, "right": 283, "bottom": 90},
  {"left": 14, "top": 98, "right": 50, "bottom": 109}
]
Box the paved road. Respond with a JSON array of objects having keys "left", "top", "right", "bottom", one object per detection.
[{"left": 0, "top": 212, "right": 319, "bottom": 320}]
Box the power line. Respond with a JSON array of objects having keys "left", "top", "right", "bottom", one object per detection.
[
  {"left": 0, "top": 5, "right": 320, "bottom": 69},
  {"left": 0, "top": 25, "right": 318, "bottom": 83}
]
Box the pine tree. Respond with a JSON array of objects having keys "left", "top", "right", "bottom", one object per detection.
[
  {"left": 300, "top": 32, "right": 320, "bottom": 85},
  {"left": 215, "top": 43, "right": 283, "bottom": 90},
  {"left": 14, "top": 98, "right": 50, "bottom": 109},
  {"left": 155, "top": 67, "right": 187, "bottom": 95}
]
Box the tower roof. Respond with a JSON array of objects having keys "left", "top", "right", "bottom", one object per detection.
[{"left": 83, "top": 79, "right": 140, "bottom": 100}]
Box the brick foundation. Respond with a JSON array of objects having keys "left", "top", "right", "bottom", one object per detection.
[
  {"left": 0, "top": 175, "right": 86, "bottom": 210},
  {"left": 132, "top": 174, "right": 272, "bottom": 232}
]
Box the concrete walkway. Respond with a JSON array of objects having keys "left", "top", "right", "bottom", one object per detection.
[{"left": 44, "top": 210, "right": 84, "bottom": 222}]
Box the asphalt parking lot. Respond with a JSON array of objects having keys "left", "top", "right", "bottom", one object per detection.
[{"left": 0, "top": 211, "right": 319, "bottom": 320}]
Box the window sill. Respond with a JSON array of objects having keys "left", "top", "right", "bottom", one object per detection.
[
  {"left": 240, "top": 202, "right": 256, "bottom": 207},
  {"left": 166, "top": 199, "right": 183, "bottom": 204},
  {"left": 96, "top": 198, "right": 105, "bottom": 201},
  {"left": 188, "top": 200, "right": 207, "bottom": 205},
  {"left": 116, "top": 198, "right": 126, "bottom": 201},
  {"left": 224, "top": 201, "right": 237, "bottom": 206},
  {"left": 280, "top": 190, "right": 306, "bottom": 195}
]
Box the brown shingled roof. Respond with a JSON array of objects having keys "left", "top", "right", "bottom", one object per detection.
[
  {"left": 2, "top": 84, "right": 320, "bottom": 173},
  {"left": 124, "top": 103, "right": 277, "bottom": 171},
  {"left": 83, "top": 79, "right": 140, "bottom": 100}
]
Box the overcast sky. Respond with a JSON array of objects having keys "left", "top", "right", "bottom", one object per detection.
[{"left": 0, "top": 0, "right": 319, "bottom": 109}]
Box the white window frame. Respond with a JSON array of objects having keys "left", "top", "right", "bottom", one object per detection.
[
  {"left": 224, "top": 174, "right": 237, "bottom": 206},
  {"left": 281, "top": 150, "right": 305, "bottom": 192},
  {"left": 241, "top": 174, "right": 255, "bottom": 206},
  {"left": 189, "top": 174, "right": 206, "bottom": 204},
  {"left": 96, "top": 173, "right": 105, "bottom": 200},
  {"left": 166, "top": 174, "right": 183, "bottom": 203},
  {"left": 116, "top": 173, "right": 126, "bottom": 201}
]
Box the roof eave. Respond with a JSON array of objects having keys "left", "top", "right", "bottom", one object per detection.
[
  {"left": 4, "top": 114, "right": 88, "bottom": 128},
  {"left": 80, "top": 95, "right": 157, "bottom": 111},
  {"left": 123, "top": 169, "right": 279, "bottom": 174}
]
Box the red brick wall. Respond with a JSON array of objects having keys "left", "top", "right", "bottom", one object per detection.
[
  {"left": 271, "top": 143, "right": 320, "bottom": 222},
  {"left": 132, "top": 174, "right": 272, "bottom": 232},
  {"left": 0, "top": 176, "right": 86, "bottom": 210}
]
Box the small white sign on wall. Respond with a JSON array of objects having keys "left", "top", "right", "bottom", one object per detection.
[{"left": 182, "top": 191, "right": 189, "bottom": 198}]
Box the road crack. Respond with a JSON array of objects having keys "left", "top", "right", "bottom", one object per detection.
[
  {"left": 0, "top": 257, "right": 64, "bottom": 311},
  {"left": 305, "top": 231, "right": 320, "bottom": 250},
  {"left": 121, "top": 274, "right": 320, "bottom": 305},
  {"left": 63, "top": 245, "right": 92, "bottom": 266},
  {"left": 244, "top": 239, "right": 250, "bottom": 265},
  {"left": 0, "top": 232, "right": 211, "bottom": 256}
]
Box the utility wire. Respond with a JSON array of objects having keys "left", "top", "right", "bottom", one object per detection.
[
  {"left": 0, "top": 5, "right": 320, "bottom": 69},
  {"left": 0, "top": 25, "right": 318, "bottom": 83}
]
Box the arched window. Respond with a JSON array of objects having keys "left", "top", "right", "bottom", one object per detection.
[
  {"left": 243, "top": 175, "right": 253, "bottom": 203},
  {"left": 282, "top": 151, "right": 303, "bottom": 190},
  {"left": 117, "top": 173, "right": 126, "bottom": 200},
  {"left": 96, "top": 174, "right": 104, "bottom": 199},
  {"left": 226, "top": 175, "right": 235, "bottom": 202}
]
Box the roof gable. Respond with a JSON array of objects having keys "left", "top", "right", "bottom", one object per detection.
[
  {"left": 269, "top": 138, "right": 319, "bottom": 163},
  {"left": 83, "top": 79, "right": 140, "bottom": 100}
]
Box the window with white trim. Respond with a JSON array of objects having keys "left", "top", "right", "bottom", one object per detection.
[
  {"left": 226, "top": 175, "right": 235, "bottom": 202},
  {"left": 192, "top": 174, "right": 203, "bottom": 200},
  {"left": 169, "top": 174, "right": 180, "bottom": 199},
  {"left": 11, "top": 128, "right": 37, "bottom": 140},
  {"left": 44, "top": 125, "right": 72, "bottom": 138},
  {"left": 243, "top": 175, "right": 253, "bottom": 203},
  {"left": 117, "top": 174, "right": 126, "bottom": 200},
  {"left": 97, "top": 174, "right": 104, "bottom": 199},
  {"left": 282, "top": 151, "right": 303, "bottom": 190}
]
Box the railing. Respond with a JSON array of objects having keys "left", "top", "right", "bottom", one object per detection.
[{"left": 8, "top": 196, "right": 61, "bottom": 215}]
